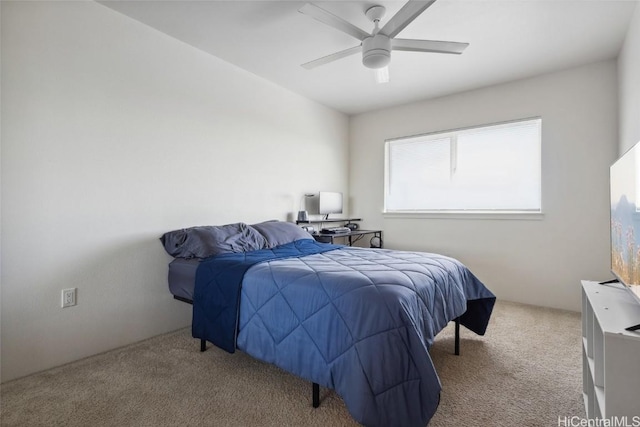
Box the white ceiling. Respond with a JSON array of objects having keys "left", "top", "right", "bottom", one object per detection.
[{"left": 99, "top": 0, "right": 637, "bottom": 115}]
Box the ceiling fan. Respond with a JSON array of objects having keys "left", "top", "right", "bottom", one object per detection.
[{"left": 298, "top": 0, "right": 468, "bottom": 82}]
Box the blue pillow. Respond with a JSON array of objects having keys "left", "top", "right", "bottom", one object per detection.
[
  {"left": 160, "top": 222, "right": 266, "bottom": 259},
  {"left": 250, "top": 220, "right": 313, "bottom": 248}
]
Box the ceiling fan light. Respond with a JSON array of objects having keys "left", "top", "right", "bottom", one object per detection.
[
  {"left": 363, "top": 51, "right": 390, "bottom": 69},
  {"left": 374, "top": 66, "right": 389, "bottom": 84}
]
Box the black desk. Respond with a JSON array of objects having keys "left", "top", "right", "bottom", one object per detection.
[{"left": 313, "top": 229, "right": 383, "bottom": 248}]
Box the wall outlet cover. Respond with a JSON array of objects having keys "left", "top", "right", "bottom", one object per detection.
[{"left": 61, "top": 288, "right": 77, "bottom": 308}]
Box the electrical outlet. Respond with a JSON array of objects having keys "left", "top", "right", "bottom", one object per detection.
[{"left": 61, "top": 288, "right": 77, "bottom": 308}]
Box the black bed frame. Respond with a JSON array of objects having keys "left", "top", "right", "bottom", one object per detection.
[{"left": 174, "top": 295, "right": 461, "bottom": 408}]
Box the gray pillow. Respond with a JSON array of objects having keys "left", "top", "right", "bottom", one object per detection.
[
  {"left": 160, "top": 222, "right": 267, "bottom": 259},
  {"left": 250, "top": 220, "right": 313, "bottom": 248}
]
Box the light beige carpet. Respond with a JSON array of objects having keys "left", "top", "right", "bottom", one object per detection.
[{"left": 0, "top": 300, "right": 583, "bottom": 426}]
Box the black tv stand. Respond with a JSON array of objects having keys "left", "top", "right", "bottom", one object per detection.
[
  {"left": 599, "top": 279, "right": 620, "bottom": 285},
  {"left": 625, "top": 323, "right": 640, "bottom": 332}
]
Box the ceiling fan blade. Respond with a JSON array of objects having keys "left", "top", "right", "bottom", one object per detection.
[
  {"left": 392, "top": 38, "right": 469, "bottom": 54},
  {"left": 299, "top": 3, "right": 370, "bottom": 41},
  {"left": 379, "top": 0, "right": 437, "bottom": 39},
  {"left": 301, "top": 45, "right": 362, "bottom": 70}
]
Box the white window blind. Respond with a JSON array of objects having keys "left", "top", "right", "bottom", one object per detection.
[{"left": 384, "top": 118, "right": 541, "bottom": 213}]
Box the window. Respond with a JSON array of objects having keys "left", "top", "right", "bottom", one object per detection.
[{"left": 384, "top": 118, "right": 541, "bottom": 214}]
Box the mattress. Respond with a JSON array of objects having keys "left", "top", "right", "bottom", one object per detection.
[{"left": 168, "top": 258, "right": 198, "bottom": 301}]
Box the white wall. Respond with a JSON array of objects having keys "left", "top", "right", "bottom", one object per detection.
[
  {"left": 350, "top": 61, "right": 618, "bottom": 312},
  {"left": 618, "top": 2, "right": 640, "bottom": 154},
  {"left": 0, "top": 1, "right": 348, "bottom": 382}
]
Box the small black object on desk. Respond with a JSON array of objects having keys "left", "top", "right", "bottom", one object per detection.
[
  {"left": 313, "top": 229, "right": 382, "bottom": 247},
  {"left": 321, "top": 226, "right": 351, "bottom": 234}
]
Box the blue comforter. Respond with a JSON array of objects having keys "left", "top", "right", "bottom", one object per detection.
[{"left": 193, "top": 239, "right": 495, "bottom": 427}]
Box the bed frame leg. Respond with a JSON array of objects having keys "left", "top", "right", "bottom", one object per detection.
[
  {"left": 312, "top": 383, "right": 320, "bottom": 408},
  {"left": 454, "top": 317, "right": 460, "bottom": 356},
  {"left": 200, "top": 339, "right": 207, "bottom": 352}
]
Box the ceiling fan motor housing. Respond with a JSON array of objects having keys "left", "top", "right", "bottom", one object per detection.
[{"left": 362, "top": 34, "right": 391, "bottom": 69}]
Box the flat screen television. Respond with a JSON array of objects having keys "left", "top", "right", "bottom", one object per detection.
[
  {"left": 318, "top": 191, "right": 343, "bottom": 219},
  {"left": 610, "top": 140, "right": 640, "bottom": 331}
]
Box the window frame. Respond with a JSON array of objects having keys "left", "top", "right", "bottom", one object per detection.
[{"left": 383, "top": 117, "right": 543, "bottom": 220}]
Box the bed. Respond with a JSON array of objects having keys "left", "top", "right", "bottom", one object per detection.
[{"left": 161, "top": 221, "right": 495, "bottom": 427}]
